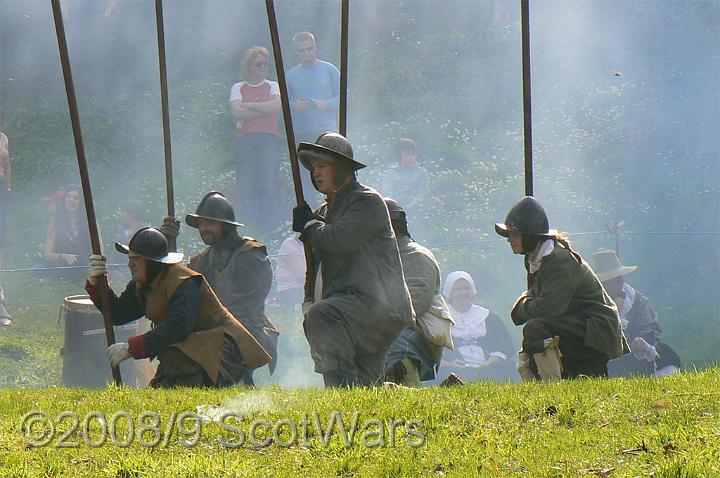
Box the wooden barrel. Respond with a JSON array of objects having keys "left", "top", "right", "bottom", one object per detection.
[{"left": 60, "top": 294, "right": 154, "bottom": 387}]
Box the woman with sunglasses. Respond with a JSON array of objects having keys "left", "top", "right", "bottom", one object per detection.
[{"left": 229, "top": 46, "right": 281, "bottom": 235}]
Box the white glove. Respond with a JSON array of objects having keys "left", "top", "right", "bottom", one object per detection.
[
  {"left": 88, "top": 254, "right": 108, "bottom": 285},
  {"left": 107, "top": 342, "right": 132, "bottom": 368},
  {"left": 631, "top": 337, "right": 658, "bottom": 362}
]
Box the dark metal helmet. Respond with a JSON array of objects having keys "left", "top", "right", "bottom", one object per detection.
[
  {"left": 115, "top": 227, "right": 183, "bottom": 264},
  {"left": 384, "top": 197, "right": 411, "bottom": 238},
  {"left": 494, "top": 196, "right": 557, "bottom": 238},
  {"left": 185, "top": 192, "right": 244, "bottom": 228},
  {"left": 298, "top": 132, "right": 366, "bottom": 172}
]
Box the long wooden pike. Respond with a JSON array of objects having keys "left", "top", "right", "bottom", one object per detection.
[
  {"left": 339, "top": 0, "right": 349, "bottom": 136},
  {"left": 154, "top": 0, "right": 176, "bottom": 251},
  {"left": 50, "top": 0, "right": 122, "bottom": 385},
  {"left": 265, "top": 0, "right": 315, "bottom": 278},
  {"left": 521, "top": 0, "right": 533, "bottom": 197}
]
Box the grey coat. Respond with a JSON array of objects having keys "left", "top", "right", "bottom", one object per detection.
[
  {"left": 188, "top": 235, "right": 278, "bottom": 369},
  {"left": 386, "top": 236, "right": 442, "bottom": 380},
  {"left": 301, "top": 179, "right": 415, "bottom": 333}
]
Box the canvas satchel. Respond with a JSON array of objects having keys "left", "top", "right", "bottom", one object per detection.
[{"left": 418, "top": 294, "right": 455, "bottom": 350}]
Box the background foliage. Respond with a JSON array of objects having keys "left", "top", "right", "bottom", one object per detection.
[{"left": 0, "top": 0, "right": 717, "bottom": 385}]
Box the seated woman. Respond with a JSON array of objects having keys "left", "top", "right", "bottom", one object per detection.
[
  {"left": 437, "top": 271, "right": 516, "bottom": 383},
  {"left": 85, "top": 227, "right": 270, "bottom": 388},
  {"left": 40, "top": 184, "right": 92, "bottom": 282}
]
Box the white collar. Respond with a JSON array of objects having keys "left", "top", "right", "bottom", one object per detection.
[{"left": 529, "top": 239, "right": 555, "bottom": 273}]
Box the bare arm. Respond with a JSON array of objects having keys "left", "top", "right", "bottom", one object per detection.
[{"left": 42, "top": 221, "right": 59, "bottom": 262}]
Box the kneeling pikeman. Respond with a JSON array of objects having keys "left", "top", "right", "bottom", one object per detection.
[
  {"left": 383, "top": 198, "right": 443, "bottom": 386},
  {"left": 494, "top": 197, "right": 629, "bottom": 380},
  {"left": 160, "top": 192, "right": 278, "bottom": 386},
  {"left": 292, "top": 132, "right": 414, "bottom": 387},
  {"left": 86, "top": 227, "right": 270, "bottom": 388}
]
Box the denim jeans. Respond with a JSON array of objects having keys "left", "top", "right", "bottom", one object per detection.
[{"left": 234, "top": 133, "right": 281, "bottom": 235}]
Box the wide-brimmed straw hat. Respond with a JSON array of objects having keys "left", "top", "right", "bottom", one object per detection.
[{"left": 590, "top": 250, "right": 637, "bottom": 282}]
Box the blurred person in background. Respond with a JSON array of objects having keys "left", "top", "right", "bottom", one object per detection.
[
  {"left": 229, "top": 46, "right": 282, "bottom": 235},
  {"left": 287, "top": 32, "right": 340, "bottom": 199},
  {"left": 495, "top": 196, "right": 629, "bottom": 381},
  {"left": 110, "top": 199, "right": 148, "bottom": 283},
  {"left": 287, "top": 32, "right": 340, "bottom": 146},
  {"left": 292, "top": 133, "right": 414, "bottom": 387},
  {"left": 272, "top": 232, "right": 305, "bottom": 308},
  {"left": 436, "top": 271, "right": 516, "bottom": 383},
  {"left": 160, "top": 192, "right": 278, "bottom": 387},
  {"left": 380, "top": 138, "right": 431, "bottom": 209},
  {"left": 39, "top": 184, "right": 93, "bottom": 282},
  {"left": 383, "top": 198, "right": 444, "bottom": 387},
  {"left": 591, "top": 250, "right": 681, "bottom": 377},
  {"left": 0, "top": 130, "right": 12, "bottom": 328},
  {"left": 86, "top": 227, "right": 270, "bottom": 388}
]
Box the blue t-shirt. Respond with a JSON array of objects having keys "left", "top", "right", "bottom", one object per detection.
[{"left": 286, "top": 60, "right": 340, "bottom": 139}]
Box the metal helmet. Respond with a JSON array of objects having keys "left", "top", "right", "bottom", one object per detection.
[
  {"left": 185, "top": 192, "right": 244, "bottom": 229},
  {"left": 494, "top": 196, "right": 557, "bottom": 238},
  {"left": 298, "top": 131, "right": 366, "bottom": 172},
  {"left": 115, "top": 227, "right": 183, "bottom": 264},
  {"left": 384, "top": 197, "right": 410, "bottom": 238}
]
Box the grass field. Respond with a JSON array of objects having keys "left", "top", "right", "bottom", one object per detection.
[
  {"left": 0, "top": 368, "right": 718, "bottom": 477},
  {"left": 0, "top": 267, "right": 718, "bottom": 477}
]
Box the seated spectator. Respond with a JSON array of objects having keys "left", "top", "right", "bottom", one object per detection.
[
  {"left": 591, "top": 250, "right": 681, "bottom": 377},
  {"left": 39, "top": 184, "right": 93, "bottom": 282},
  {"left": 437, "top": 271, "right": 516, "bottom": 382},
  {"left": 273, "top": 233, "right": 305, "bottom": 308},
  {"left": 380, "top": 138, "right": 430, "bottom": 208}
]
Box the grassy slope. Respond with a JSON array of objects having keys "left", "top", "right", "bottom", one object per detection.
[{"left": 0, "top": 368, "right": 718, "bottom": 477}]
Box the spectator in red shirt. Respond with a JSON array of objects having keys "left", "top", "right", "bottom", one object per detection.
[{"left": 229, "top": 46, "right": 282, "bottom": 236}]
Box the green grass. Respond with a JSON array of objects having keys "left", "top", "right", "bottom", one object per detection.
[
  {"left": 0, "top": 370, "right": 718, "bottom": 477},
  {"left": 1, "top": 263, "right": 718, "bottom": 477}
]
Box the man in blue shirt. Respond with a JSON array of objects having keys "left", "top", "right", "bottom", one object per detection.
[{"left": 287, "top": 32, "right": 340, "bottom": 146}]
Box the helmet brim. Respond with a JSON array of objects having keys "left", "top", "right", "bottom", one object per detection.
[
  {"left": 114, "top": 242, "right": 184, "bottom": 264},
  {"left": 494, "top": 223, "right": 558, "bottom": 238},
  {"left": 185, "top": 214, "right": 244, "bottom": 229},
  {"left": 494, "top": 223, "right": 511, "bottom": 237},
  {"left": 297, "top": 142, "right": 366, "bottom": 172}
]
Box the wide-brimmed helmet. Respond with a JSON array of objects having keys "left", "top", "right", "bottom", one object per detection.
[
  {"left": 298, "top": 132, "right": 366, "bottom": 172},
  {"left": 115, "top": 227, "right": 183, "bottom": 264},
  {"left": 494, "top": 196, "right": 557, "bottom": 238},
  {"left": 185, "top": 192, "right": 244, "bottom": 229}
]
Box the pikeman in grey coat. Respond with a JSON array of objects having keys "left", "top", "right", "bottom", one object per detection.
[
  {"left": 292, "top": 132, "right": 415, "bottom": 387},
  {"left": 383, "top": 198, "right": 443, "bottom": 387},
  {"left": 160, "top": 192, "right": 277, "bottom": 386},
  {"left": 495, "top": 196, "right": 629, "bottom": 380}
]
